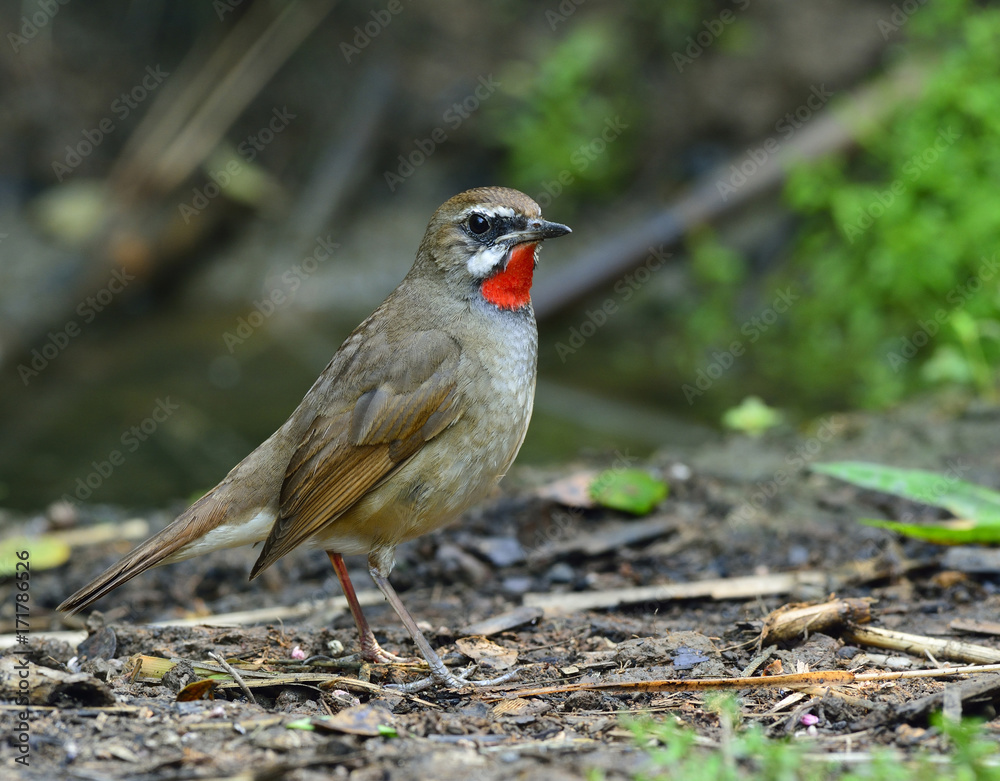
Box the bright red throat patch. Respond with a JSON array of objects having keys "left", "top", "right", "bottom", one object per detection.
[{"left": 481, "top": 243, "right": 536, "bottom": 310}]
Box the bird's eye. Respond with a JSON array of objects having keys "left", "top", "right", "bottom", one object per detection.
[{"left": 468, "top": 213, "right": 491, "bottom": 235}]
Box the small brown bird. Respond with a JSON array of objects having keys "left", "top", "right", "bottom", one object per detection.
[{"left": 59, "top": 187, "right": 570, "bottom": 688}]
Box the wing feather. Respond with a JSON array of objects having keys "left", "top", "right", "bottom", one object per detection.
[{"left": 249, "top": 329, "right": 461, "bottom": 576}]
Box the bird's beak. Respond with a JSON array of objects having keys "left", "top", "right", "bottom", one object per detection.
[{"left": 504, "top": 219, "right": 572, "bottom": 245}]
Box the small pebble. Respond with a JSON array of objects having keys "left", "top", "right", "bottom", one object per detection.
[
  {"left": 669, "top": 463, "right": 692, "bottom": 481},
  {"left": 327, "top": 639, "right": 345, "bottom": 655},
  {"left": 475, "top": 536, "right": 526, "bottom": 567},
  {"left": 787, "top": 545, "right": 810, "bottom": 567},
  {"left": 173, "top": 701, "right": 203, "bottom": 716},
  {"left": 547, "top": 562, "right": 575, "bottom": 584},
  {"left": 501, "top": 576, "right": 534, "bottom": 595}
]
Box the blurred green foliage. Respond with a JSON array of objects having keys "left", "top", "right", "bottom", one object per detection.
[
  {"left": 488, "top": 2, "right": 721, "bottom": 207},
  {"left": 756, "top": 0, "right": 1000, "bottom": 409},
  {"left": 660, "top": 0, "right": 1000, "bottom": 416},
  {"left": 489, "top": 19, "right": 636, "bottom": 202},
  {"left": 502, "top": 0, "right": 1000, "bottom": 417},
  {"left": 813, "top": 460, "right": 1000, "bottom": 544},
  {"left": 722, "top": 396, "right": 782, "bottom": 437},
  {"left": 685, "top": 228, "right": 747, "bottom": 347},
  {"left": 622, "top": 705, "right": 1000, "bottom": 781}
]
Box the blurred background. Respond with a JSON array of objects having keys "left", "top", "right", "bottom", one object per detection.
[{"left": 1, "top": 0, "right": 998, "bottom": 513}]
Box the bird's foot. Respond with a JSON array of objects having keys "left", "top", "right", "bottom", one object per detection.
[
  {"left": 353, "top": 632, "right": 422, "bottom": 665},
  {"left": 386, "top": 664, "right": 519, "bottom": 694},
  {"left": 361, "top": 644, "right": 422, "bottom": 666}
]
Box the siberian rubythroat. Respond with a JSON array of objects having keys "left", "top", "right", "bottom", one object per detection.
[{"left": 59, "top": 186, "right": 571, "bottom": 688}]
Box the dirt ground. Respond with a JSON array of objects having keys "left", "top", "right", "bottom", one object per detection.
[{"left": 3, "top": 395, "right": 1000, "bottom": 780}]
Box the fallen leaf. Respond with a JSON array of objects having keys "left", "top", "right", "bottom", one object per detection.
[
  {"left": 310, "top": 705, "right": 395, "bottom": 736},
  {"left": 176, "top": 679, "right": 219, "bottom": 702},
  {"left": 0, "top": 535, "right": 71, "bottom": 575},
  {"left": 455, "top": 636, "right": 519, "bottom": 670},
  {"left": 589, "top": 469, "right": 668, "bottom": 516},
  {"left": 535, "top": 471, "right": 599, "bottom": 508}
]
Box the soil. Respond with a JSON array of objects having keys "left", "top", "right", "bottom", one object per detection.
[{"left": 3, "top": 395, "right": 1000, "bottom": 779}]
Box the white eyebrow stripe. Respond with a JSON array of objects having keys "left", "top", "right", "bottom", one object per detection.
[{"left": 459, "top": 205, "right": 516, "bottom": 219}]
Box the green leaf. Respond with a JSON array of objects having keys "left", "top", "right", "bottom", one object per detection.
[
  {"left": 376, "top": 724, "right": 398, "bottom": 738},
  {"left": 812, "top": 461, "right": 1000, "bottom": 521},
  {"left": 286, "top": 718, "right": 315, "bottom": 731},
  {"left": 0, "top": 536, "right": 71, "bottom": 576},
  {"left": 861, "top": 518, "right": 1000, "bottom": 545},
  {"left": 721, "top": 397, "right": 782, "bottom": 437},
  {"left": 589, "top": 469, "right": 668, "bottom": 516}
]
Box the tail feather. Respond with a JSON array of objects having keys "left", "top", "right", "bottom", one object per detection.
[
  {"left": 57, "top": 487, "right": 247, "bottom": 615},
  {"left": 59, "top": 420, "right": 298, "bottom": 615},
  {"left": 57, "top": 529, "right": 193, "bottom": 615}
]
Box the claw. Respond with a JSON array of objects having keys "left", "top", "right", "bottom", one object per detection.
[
  {"left": 360, "top": 639, "right": 422, "bottom": 666},
  {"left": 387, "top": 665, "right": 519, "bottom": 694}
]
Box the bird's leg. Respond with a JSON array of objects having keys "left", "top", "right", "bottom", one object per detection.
[
  {"left": 367, "top": 561, "right": 518, "bottom": 692},
  {"left": 326, "top": 551, "right": 417, "bottom": 665}
]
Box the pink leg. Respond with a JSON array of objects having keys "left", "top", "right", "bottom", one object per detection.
[{"left": 327, "top": 551, "right": 416, "bottom": 664}]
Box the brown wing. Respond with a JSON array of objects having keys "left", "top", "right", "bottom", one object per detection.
[{"left": 249, "top": 329, "right": 462, "bottom": 577}]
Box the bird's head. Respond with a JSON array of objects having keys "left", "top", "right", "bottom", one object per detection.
[{"left": 416, "top": 186, "right": 571, "bottom": 310}]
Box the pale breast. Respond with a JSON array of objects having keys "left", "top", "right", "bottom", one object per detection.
[{"left": 311, "top": 302, "right": 538, "bottom": 553}]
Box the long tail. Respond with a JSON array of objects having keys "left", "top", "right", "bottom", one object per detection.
[
  {"left": 59, "top": 423, "right": 296, "bottom": 615},
  {"left": 58, "top": 489, "right": 244, "bottom": 615},
  {"left": 57, "top": 525, "right": 195, "bottom": 615}
]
